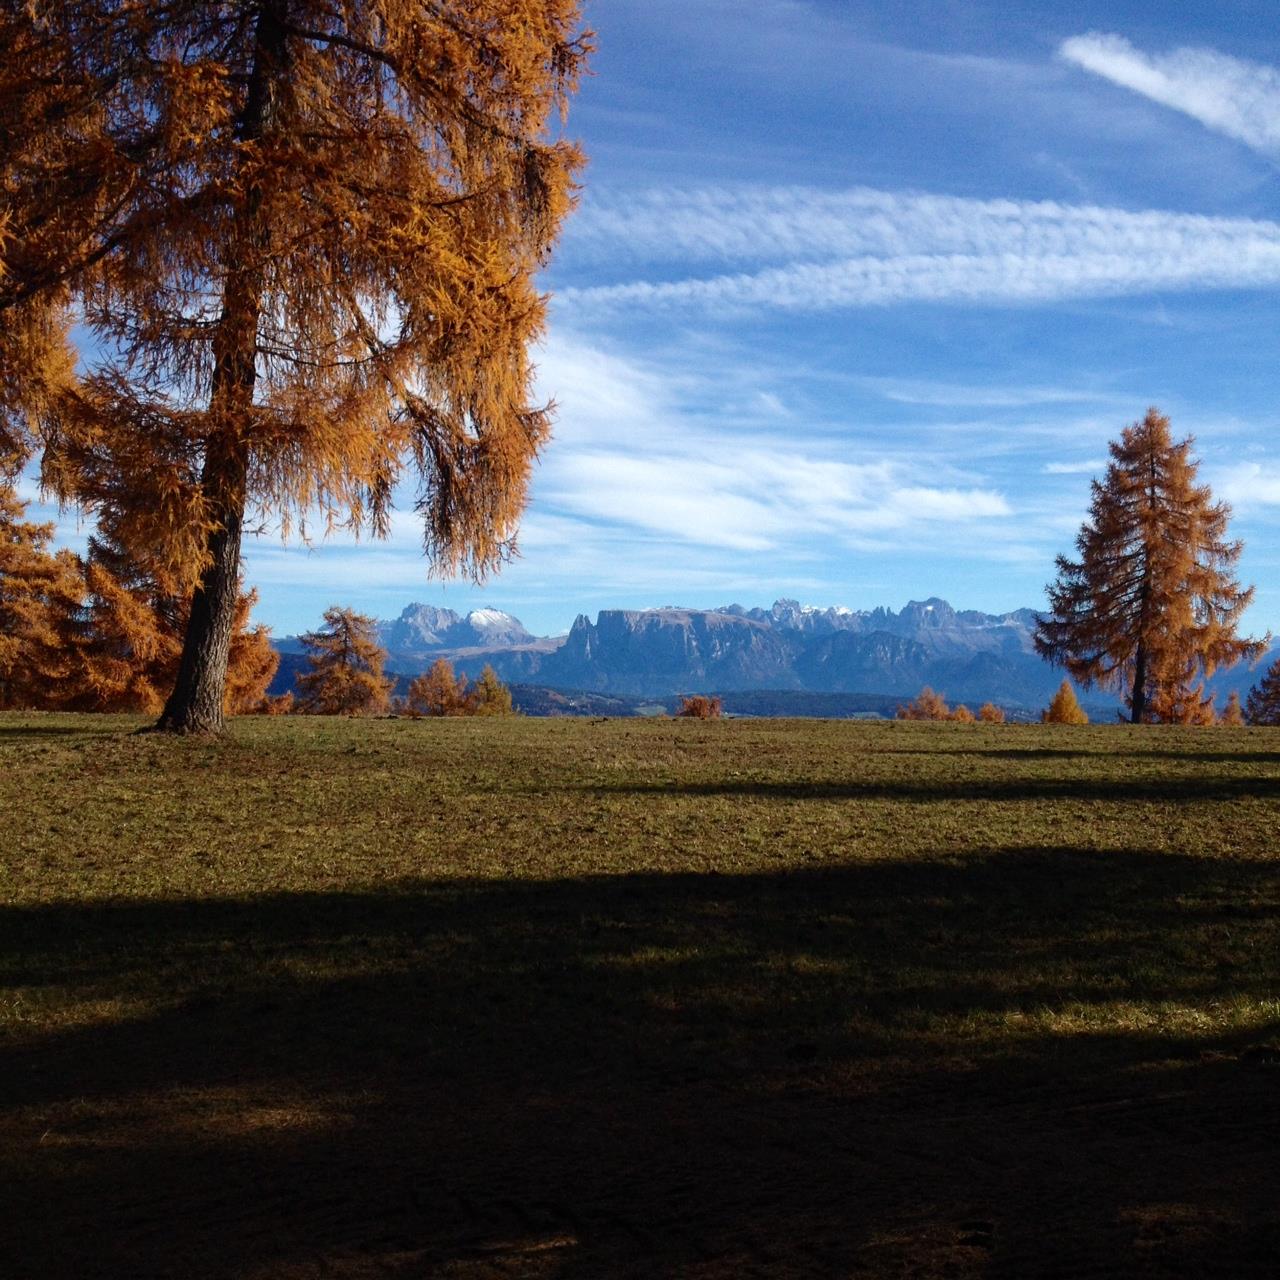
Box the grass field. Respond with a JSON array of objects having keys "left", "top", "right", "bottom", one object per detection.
[{"left": 3, "top": 713, "right": 1279, "bottom": 1277}]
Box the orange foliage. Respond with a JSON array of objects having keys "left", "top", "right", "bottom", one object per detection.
[
  {"left": 896, "top": 687, "right": 950, "bottom": 721},
  {"left": 295, "top": 606, "right": 392, "bottom": 716},
  {"left": 1219, "top": 691, "right": 1245, "bottom": 727},
  {"left": 406, "top": 658, "right": 470, "bottom": 718},
  {"left": 677, "top": 695, "right": 723, "bottom": 719},
  {"left": 978, "top": 702, "right": 1006, "bottom": 724},
  {"left": 1041, "top": 681, "right": 1088, "bottom": 725},
  {"left": 0, "top": 480, "right": 83, "bottom": 708},
  {"left": 1037, "top": 409, "right": 1264, "bottom": 723},
  {"left": 950, "top": 704, "right": 976, "bottom": 724},
  {"left": 1, "top": 2, "right": 590, "bottom": 731}
]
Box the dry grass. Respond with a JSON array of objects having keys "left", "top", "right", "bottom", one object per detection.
[{"left": 3, "top": 713, "right": 1279, "bottom": 1277}]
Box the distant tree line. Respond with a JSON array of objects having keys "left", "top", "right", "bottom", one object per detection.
[{"left": 290, "top": 606, "right": 513, "bottom": 718}]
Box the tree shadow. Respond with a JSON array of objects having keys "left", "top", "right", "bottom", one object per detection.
[
  {"left": 4, "top": 849, "right": 1279, "bottom": 1277},
  {"left": 573, "top": 775, "right": 1280, "bottom": 803}
]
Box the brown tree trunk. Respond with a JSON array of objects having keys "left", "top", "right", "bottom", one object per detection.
[
  {"left": 155, "top": 4, "right": 285, "bottom": 733},
  {"left": 155, "top": 448, "right": 247, "bottom": 733},
  {"left": 1130, "top": 639, "right": 1147, "bottom": 724}
]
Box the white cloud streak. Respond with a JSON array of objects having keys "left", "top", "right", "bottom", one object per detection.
[
  {"left": 558, "top": 186, "right": 1280, "bottom": 314},
  {"left": 1060, "top": 33, "right": 1280, "bottom": 157}
]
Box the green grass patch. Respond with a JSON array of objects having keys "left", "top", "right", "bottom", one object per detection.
[{"left": 3, "top": 714, "right": 1279, "bottom": 1277}]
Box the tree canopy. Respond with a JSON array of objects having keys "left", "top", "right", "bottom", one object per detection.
[
  {"left": 1035, "top": 409, "right": 1263, "bottom": 723},
  {"left": 295, "top": 606, "right": 392, "bottom": 715},
  {"left": 1, "top": 0, "right": 588, "bottom": 731}
]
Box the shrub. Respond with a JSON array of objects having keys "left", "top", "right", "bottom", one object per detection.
[
  {"left": 951, "top": 704, "right": 976, "bottom": 723},
  {"left": 1219, "top": 691, "right": 1245, "bottom": 726},
  {"left": 978, "top": 702, "right": 1005, "bottom": 724},
  {"left": 677, "top": 694, "right": 722, "bottom": 719},
  {"left": 896, "top": 686, "right": 950, "bottom": 721}
]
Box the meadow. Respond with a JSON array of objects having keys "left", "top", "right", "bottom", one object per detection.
[{"left": 3, "top": 713, "right": 1279, "bottom": 1277}]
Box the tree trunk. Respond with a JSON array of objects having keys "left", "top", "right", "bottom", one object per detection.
[
  {"left": 1130, "top": 640, "right": 1147, "bottom": 724},
  {"left": 155, "top": 448, "right": 247, "bottom": 733},
  {"left": 155, "top": 5, "right": 285, "bottom": 733}
]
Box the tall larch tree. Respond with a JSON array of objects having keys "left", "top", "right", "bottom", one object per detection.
[
  {"left": 1036, "top": 409, "right": 1264, "bottom": 724},
  {"left": 295, "top": 606, "right": 392, "bottom": 715},
  {"left": 405, "top": 657, "right": 468, "bottom": 716},
  {"left": 1, "top": 1, "right": 589, "bottom": 733},
  {"left": 0, "top": 480, "right": 83, "bottom": 708}
]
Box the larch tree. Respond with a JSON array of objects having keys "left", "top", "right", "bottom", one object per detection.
[
  {"left": 1220, "top": 690, "right": 1246, "bottom": 727},
  {"left": 405, "top": 656, "right": 468, "bottom": 716},
  {"left": 978, "top": 702, "right": 1005, "bottom": 724},
  {"left": 0, "top": 480, "right": 83, "bottom": 708},
  {"left": 1245, "top": 658, "right": 1280, "bottom": 725},
  {"left": 69, "top": 522, "right": 278, "bottom": 714},
  {"left": 1, "top": 1, "right": 589, "bottom": 733},
  {"left": 468, "top": 663, "right": 514, "bottom": 715},
  {"left": 896, "top": 687, "right": 950, "bottom": 721},
  {"left": 295, "top": 606, "right": 392, "bottom": 715},
  {"left": 1041, "top": 680, "right": 1088, "bottom": 725},
  {"left": 1036, "top": 409, "right": 1264, "bottom": 724}
]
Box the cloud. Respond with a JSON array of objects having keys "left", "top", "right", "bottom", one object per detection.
[
  {"left": 1043, "top": 460, "right": 1105, "bottom": 475},
  {"left": 1217, "top": 462, "right": 1280, "bottom": 507},
  {"left": 1060, "top": 33, "right": 1280, "bottom": 158},
  {"left": 558, "top": 186, "right": 1280, "bottom": 314},
  {"left": 860, "top": 378, "right": 1116, "bottom": 409}
]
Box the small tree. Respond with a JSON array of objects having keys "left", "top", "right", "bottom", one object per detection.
[
  {"left": 978, "top": 702, "right": 1006, "bottom": 724},
  {"left": 405, "top": 658, "right": 469, "bottom": 717},
  {"left": 951, "top": 704, "right": 976, "bottom": 723},
  {"left": 1246, "top": 658, "right": 1280, "bottom": 725},
  {"left": 1220, "top": 690, "right": 1245, "bottom": 726},
  {"left": 467, "top": 664, "right": 514, "bottom": 717},
  {"left": 0, "top": 480, "right": 83, "bottom": 708},
  {"left": 1042, "top": 680, "right": 1089, "bottom": 725},
  {"left": 677, "top": 694, "right": 722, "bottom": 719},
  {"left": 69, "top": 524, "right": 277, "bottom": 714},
  {"left": 896, "top": 686, "right": 950, "bottom": 721},
  {"left": 295, "top": 607, "right": 392, "bottom": 715}
]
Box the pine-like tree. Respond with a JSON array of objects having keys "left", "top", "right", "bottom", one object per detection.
[
  {"left": 1036, "top": 409, "right": 1264, "bottom": 723},
  {"left": 1042, "top": 680, "right": 1089, "bottom": 725},
  {"left": 951, "top": 704, "right": 976, "bottom": 723},
  {"left": 68, "top": 524, "right": 277, "bottom": 714},
  {"left": 2, "top": 2, "right": 589, "bottom": 732},
  {"left": 405, "top": 658, "right": 469, "bottom": 717},
  {"left": 295, "top": 607, "right": 392, "bottom": 715},
  {"left": 1220, "top": 690, "right": 1246, "bottom": 726},
  {"left": 0, "top": 480, "right": 84, "bottom": 708},
  {"left": 1245, "top": 658, "right": 1280, "bottom": 725},
  {"left": 467, "top": 664, "right": 514, "bottom": 716},
  {"left": 978, "top": 702, "right": 1006, "bottom": 724}
]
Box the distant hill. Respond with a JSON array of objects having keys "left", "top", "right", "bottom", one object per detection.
[{"left": 272, "top": 596, "right": 1273, "bottom": 714}]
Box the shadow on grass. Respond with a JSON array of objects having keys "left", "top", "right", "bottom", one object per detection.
[
  {"left": 3, "top": 848, "right": 1279, "bottom": 1278},
  {"left": 577, "top": 775, "right": 1280, "bottom": 803}
]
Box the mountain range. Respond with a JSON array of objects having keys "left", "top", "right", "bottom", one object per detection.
[{"left": 278, "top": 596, "right": 1255, "bottom": 711}]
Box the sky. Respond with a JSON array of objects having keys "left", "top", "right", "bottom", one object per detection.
[{"left": 26, "top": 0, "right": 1280, "bottom": 637}]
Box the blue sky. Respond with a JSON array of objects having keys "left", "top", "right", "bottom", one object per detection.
[{"left": 28, "top": 1, "right": 1280, "bottom": 637}]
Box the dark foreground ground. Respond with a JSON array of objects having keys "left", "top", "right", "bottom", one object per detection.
[{"left": 2, "top": 714, "right": 1278, "bottom": 1278}]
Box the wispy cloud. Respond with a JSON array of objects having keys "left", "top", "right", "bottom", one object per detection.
[
  {"left": 1059, "top": 33, "right": 1280, "bottom": 158},
  {"left": 1043, "top": 459, "right": 1105, "bottom": 475},
  {"left": 558, "top": 186, "right": 1280, "bottom": 314},
  {"left": 860, "top": 378, "right": 1117, "bottom": 409}
]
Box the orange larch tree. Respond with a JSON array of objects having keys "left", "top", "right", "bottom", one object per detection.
[
  {"left": 68, "top": 523, "right": 278, "bottom": 714},
  {"left": 1041, "top": 680, "right": 1088, "bottom": 725},
  {"left": 405, "top": 657, "right": 470, "bottom": 717},
  {"left": 1220, "top": 690, "right": 1246, "bottom": 727},
  {"left": 1036, "top": 409, "right": 1264, "bottom": 724},
  {"left": 1, "top": 1, "right": 589, "bottom": 732},
  {"left": 896, "top": 686, "right": 950, "bottom": 721},
  {"left": 467, "top": 663, "right": 514, "bottom": 716},
  {"left": 0, "top": 480, "right": 83, "bottom": 708},
  {"left": 295, "top": 606, "right": 392, "bottom": 716}
]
